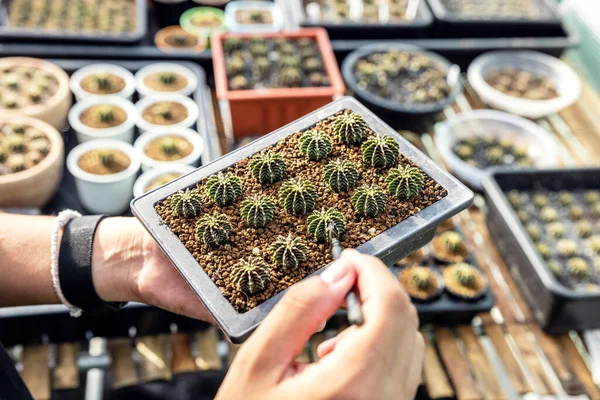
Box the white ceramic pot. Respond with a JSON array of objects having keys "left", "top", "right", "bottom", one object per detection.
[
  {"left": 135, "top": 93, "right": 199, "bottom": 132},
  {"left": 134, "top": 127, "right": 205, "bottom": 171},
  {"left": 68, "top": 95, "right": 138, "bottom": 143},
  {"left": 67, "top": 139, "right": 141, "bottom": 215},
  {"left": 135, "top": 63, "right": 199, "bottom": 97},
  {"left": 70, "top": 63, "right": 136, "bottom": 101},
  {"left": 133, "top": 165, "right": 196, "bottom": 198}
]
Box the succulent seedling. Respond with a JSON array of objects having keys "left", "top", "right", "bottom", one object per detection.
[
  {"left": 280, "top": 55, "right": 300, "bottom": 68},
  {"left": 361, "top": 134, "right": 399, "bottom": 168},
  {"left": 307, "top": 208, "right": 345, "bottom": 243},
  {"left": 170, "top": 188, "right": 202, "bottom": 219},
  {"left": 0, "top": 147, "right": 6, "bottom": 163},
  {"left": 6, "top": 134, "right": 25, "bottom": 153},
  {"left": 526, "top": 224, "right": 542, "bottom": 242},
  {"left": 153, "top": 102, "right": 173, "bottom": 120},
  {"left": 196, "top": 212, "right": 231, "bottom": 248},
  {"left": 250, "top": 42, "right": 268, "bottom": 57},
  {"left": 158, "top": 137, "right": 180, "bottom": 156},
  {"left": 517, "top": 210, "right": 529, "bottom": 223},
  {"left": 205, "top": 172, "right": 243, "bottom": 207},
  {"left": 576, "top": 221, "right": 592, "bottom": 239},
  {"left": 250, "top": 11, "right": 265, "bottom": 23},
  {"left": 351, "top": 184, "right": 387, "bottom": 217},
  {"left": 254, "top": 57, "right": 270, "bottom": 75},
  {"left": 11, "top": 125, "right": 26, "bottom": 135},
  {"left": 536, "top": 243, "right": 551, "bottom": 260},
  {"left": 95, "top": 105, "right": 115, "bottom": 123},
  {"left": 226, "top": 56, "right": 245, "bottom": 75},
  {"left": 440, "top": 231, "right": 465, "bottom": 254},
  {"left": 271, "top": 234, "right": 307, "bottom": 269},
  {"left": 546, "top": 222, "right": 565, "bottom": 239},
  {"left": 298, "top": 129, "right": 332, "bottom": 161},
  {"left": 279, "top": 178, "right": 318, "bottom": 216},
  {"left": 333, "top": 112, "right": 369, "bottom": 145},
  {"left": 94, "top": 73, "right": 112, "bottom": 90},
  {"left": 279, "top": 67, "right": 302, "bottom": 87},
  {"left": 592, "top": 204, "right": 600, "bottom": 218},
  {"left": 323, "top": 159, "right": 359, "bottom": 193},
  {"left": 584, "top": 190, "right": 600, "bottom": 205},
  {"left": 567, "top": 257, "right": 590, "bottom": 279},
  {"left": 6, "top": 154, "right": 25, "bottom": 172},
  {"left": 558, "top": 191, "right": 574, "bottom": 206},
  {"left": 548, "top": 260, "right": 562, "bottom": 278},
  {"left": 589, "top": 235, "right": 600, "bottom": 254},
  {"left": 250, "top": 151, "right": 286, "bottom": 185},
  {"left": 532, "top": 194, "right": 548, "bottom": 209},
  {"left": 568, "top": 206, "right": 584, "bottom": 221},
  {"left": 230, "top": 75, "right": 250, "bottom": 91},
  {"left": 29, "top": 139, "right": 50, "bottom": 156},
  {"left": 557, "top": 239, "right": 578, "bottom": 258},
  {"left": 507, "top": 190, "right": 523, "bottom": 208},
  {"left": 224, "top": 38, "right": 243, "bottom": 52},
  {"left": 302, "top": 57, "right": 322, "bottom": 72},
  {"left": 540, "top": 207, "right": 558, "bottom": 223},
  {"left": 455, "top": 144, "right": 473, "bottom": 160},
  {"left": 485, "top": 146, "right": 505, "bottom": 165},
  {"left": 159, "top": 73, "right": 177, "bottom": 85},
  {"left": 452, "top": 263, "right": 477, "bottom": 287},
  {"left": 240, "top": 194, "right": 276, "bottom": 228},
  {"left": 231, "top": 257, "right": 270, "bottom": 295},
  {"left": 28, "top": 87, "right": 42, "bottom": 103},
  {"left": 386, "top": 166, "right": 424, "bottom": 199},
  {"left": 408, "top": 267, "right": 434, "bottom": 290}
]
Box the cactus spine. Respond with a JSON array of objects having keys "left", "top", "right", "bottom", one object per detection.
[
  {"left": 351, "top": 184, "right": 387, "bottom": 217},
  {"left": 195, "top": 213, "right": 231, "bottom": 248},
  {"left": 298, "top": 129, "right": 332, "bottom": 161},
  {"left": 361, "top": 134, "right": 399, "bottom": 168},
  {"left": 231, "top": 257, "right": 270, "bottom": 295},
  {"left": 250, "top": 151, "right": 286, "bottom": 185},
  {"left": 307, "top": 208, "right": 345, "bottom": 243},
  {"left": 333, "top": 112, "right": 368, "bottom": 145}
]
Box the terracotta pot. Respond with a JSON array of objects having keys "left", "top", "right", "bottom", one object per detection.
[
  {"left": 154, "top": 25, "right": 208, "bottom": 53},
  {"left": 0, "top": 114, "right": 64, "bottom": 208},
  {"left": 212, "top": 28, "right": 346, "bottom": 138},
  {"left": 0, "top": 57, "right": 71, "bottom": 130}
]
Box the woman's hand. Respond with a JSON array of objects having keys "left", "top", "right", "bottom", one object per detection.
[{"left": 216, "top": 249, "right": 424, "bottom": 400}]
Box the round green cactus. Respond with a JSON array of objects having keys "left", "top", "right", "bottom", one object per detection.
[
  {"left": 231, "top": 257, "right": 270, "bottom": 295},
  {"left": 568, "top": 206, "right": 584, "bottom": 221},
  {"left": 558, "top": 191, "right": 574, "bottom": 206},
  {"left": 547, "top": 222, "right": 565, "bottom": 239},
  {"left": 517, "top": 210, "right": 529, "bottom": 224},
  {"left": 526, "top": 224, "right": 542, "bottom": 242},
  {"left": 250, "top": 151, "right": 286, "bottom": 185},
  {"left": 158, "top": 137, "right": 179, "bottom": 156},
  {"left": 94, "top": 73, "right": 112, "bottom": 90},
  {"left": 271, "top": 234, "right": 307, "bottom": 269},
  {"left": 229, "top": 75, "right": 250, "bottom": 91},
  {"left": 361, "top": 134, "right": 400, "bottom": 168},
  {"left": 440, "top": 231, "right": 464, "bottom": 253},
  {"left": 540, "top": 207, "right": 558, "bottom": 223},
  {"left": 170, "top": 188, "right": 202, "bottom": 219},
  {"left": 97, "top": 151, "right": 115, "bottom": 167},
  {"left": 485, "top": 146, "right": 505, "bottom": 165},
  {"left": 351, "top": 184, "right": 387, "bottom": 217},
  {"left": 507, "top": 190, "right": 523, "bottom": 208},
  {"left": 386, "top": 166, "right": 425, "bottom": 199},
  {"left": 567, "top": 257, "right": 590, "bottom": 279},
  {"left": 240, "top": 194, "right": 276, "bottom": 228},
  {"left": 532, "top": 194, "right": 548, "bottom": 209},
  {"left": 279, "top": 178, "right": 318, "bottom": 216},
  {"left": 224, "top": 37, "right": 243, "bottom": 52},
  {"left": 548, "top": 260, "right": 562, "bottom": 278},
  {"left": 226, "top": 56, "right": 245, "bottom": 75},
  {"left": 536, "top": 243, "right": 552, "bottom": 260},
  {"left": 323, "top": 159, "right": 359, "bottom": 193},
  {"left": 557, "top": 239, "right": 578, "bottom": 258},
  {"left": 279, "top": 67, "right": 302, "bottom": 87},
  {"left": 307, "top": 208, "right": 345, "bottom": 243},
  {"left": 280, "top": 55, "right": 300, "bottom": 68},
  {"left": 196, "top": 212, "right": 231, "bottom": 248},
  {"left": 455, "top": 144, "right": 473, "bottom": 160},
  {"left": 6, "top": 134, "right": 26, "bottom": 153},
  {"left": 298, "top": 129, "right": 332, "bottom": 161},
  {"left": 576, "top": 221, "right": 592, "bottom": 238},
  {"left": 333, "top": 112, "right": 369, "bottom": 145},
  {"left": 159, "top": 73, "right": 177, "bottom": 85},
  {"left": 584, "top": 190, "right": 600, "bottom": 205},
  {"left": 452, "top": 263, "right": 477, "bottom": 287},
  {"left": 205, "top": 172, "right": 243, "bottom": 207},
  {"left": 409, "top": 267, "right": 433, "bottom": 290}
]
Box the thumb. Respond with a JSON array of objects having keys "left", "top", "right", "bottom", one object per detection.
[{"left": 244, "top": 257, "right": 356, "bottom": 370}]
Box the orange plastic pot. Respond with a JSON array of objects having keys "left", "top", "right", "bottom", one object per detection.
[{"left": 212, "top": 28, "right": 345, "bottom": 138}]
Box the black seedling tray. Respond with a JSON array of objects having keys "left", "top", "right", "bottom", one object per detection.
[
  {"left": 484, "top": 168, "right": 600, "bottom": 334},
  {"left": 0, "top": 0, "right": 148, "bottom": 43},
  {"left": 131, "top": 96, "right": 474, "bottom": 344}
]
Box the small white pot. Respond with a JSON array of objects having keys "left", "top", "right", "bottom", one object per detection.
[
  {"left": 134, "top": 127, "right": 205, "bottom": 171},
  {"left": 135, "top": 63, "right": 199, "bottom": 97},
  {"left": 68, "top": 96, "right": 138, "bottom": 144},
  {"left": 67, "top": 139, "right": 141, "bottom": 215},
  {"left": 133, "top": 165, "right": 196, "bottom": 198},
  {"left": 135, "top": 94, "right": 199, "bottom": 132},
  {"left": 70, "top": 63, "right": 136, "bottom": 101}
]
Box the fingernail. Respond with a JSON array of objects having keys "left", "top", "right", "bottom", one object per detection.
[{"left": 321, "top": 260, "right": 349, "bottom": 284}]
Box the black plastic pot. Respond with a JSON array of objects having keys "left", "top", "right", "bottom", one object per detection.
[
  {"left": 341, "top": 43, "right": 462, "bottom": 129},
  {"left": 131, "top": 96, "right": 474, "bottom": 343},
  {"left": 153, "top": 0, "right": 192, "bottom": 28},
  {"left": 484, "top": 168, "right": 600, "bottom": 334}
]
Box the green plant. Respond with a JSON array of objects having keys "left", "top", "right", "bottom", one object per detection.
[
  {"left": 484, "top": 146, "right": 504, "bottom": 164},
  {"left": 280, "top": 55, "right": 300, "bottom": 68},
  {"left": 584, "top": 190, "right": 600, "bottom": 205},
  {"left": 532, "top": 194, "right": 548, "bottom": 209},
  {"left": 333, "top": 112, "right": 369, "bottom": 145},
  {"left": 361, "top": 134, "right": 399, "bottom": 168},
  {"left": 507, "top": 190, "right": 523, "bottom": 208},
  {"left": 568, "top": 206, "right": 584, "bottom": 221},
  {"left": 205, "top": 172, "right": 243, "bottom": 207},
  {"left": 196, "top": 213, "right": 231, "bottom": 248},
  {"left": 271, "top": 234, "right": 307, "bottom": 269},
  {"left": 526, "top": 224, "right": 542, "bottom": 242},
  {"left": 28, "top": 139, "right": 49, "bottom": 156},
  {"left": 6, "top": 135, "right": 25, "bottom": 153},
  {"left": 95, "top": 105, "right": 115, "bottom": 123},
  {"left": 548, "top": 260, "right": 562, "bottom": 277},
  {"left": 557, "top": 239, "right": 578, "bottom": 257},
  {"left": 576, "top": 221, "right": 592, "bottom": 239},
  {"left": 567, "top": 257, "right": 590, "bottom": 279},
  {"left": 351, "top": 184, "right": 387, "bottom": 217},
  {"left": 230, "top": 75, "right": 249, "bottom": 90},
  {"left": 240, "top": 194, "right": 276, "bottom": 228},
  {"left": 171, "top": 189, "right": 202, "bottom": 219},
  {"left": 158, "top": 137, "right": 179, "bottom": 156},
  {"left": 409, "top": 267, "right": 433, "bottom": 290},
  {"left": 298, "top": 129, "right": 332, "bottom": 161},
  {"left": 386, "top": 166, "right": 424, "bottom": 199},
  {"left": 226, "top": 56, "right": 245, "bottom": 75},
  {"left": 0, "top": 147, "right": 6, "bottom": 163},
  {"left": 159, "top": 73, "right": 177, "bottom": 85},
  {"left": 279, "top": 178, "right": 318, "bottom": 216},
  {"left": 547, "top": 222, "right": 564, "bottom": 239},
  {"left": 452, "top": 263, "right": 476, "bottom": 287},
  {"left": 302, "top": 57, "right": 322, "bottom": 72},
  {"left": 536, "top": 243, "right": 551, "bottom": 260},
  {"left": 153, "top": 103, "right": 173, "bottom": 120},
  {"left": 250, "top": 151, "right": 286, "bottom": 185},
  {"left": 255, "top": 57, "right": 270, "bottom": 75},
  {"left": 231, "top": 257, "right": 271, "bottom": 295},
  {"left": 592, "top": 204, "right": 600, "bottom": 218},
  {"left": 94, "top": 73, "right": 112, "bottom": 90},
  {"left": 589, "top": 235, "right": 600, "bottom": 254},
  {"left": 323, "top": 159, "right": 359, "bottom": 192},
  {"left": 440, "top": 231, "right": 464, "bottom": 253},
  {"left": 517, "top": 210, "right": 529, "bottom": 224},
  {"left": 279, "top": 67, "right": 302, "bottom": 87},
  {"left": 455, "top": 144, "right": 473, "bottom": 160},
  {"left": 6, "top": 154, "right": 25, "bottom": 172},
  {"left": 307, "top": 208, "right": 345, "bottom": 243},
  {"left": 558, "top": 191, "right": 574, "bottom": 206},
  {"left": 540, "top": 207, "right": 558, "bottom": 223}
]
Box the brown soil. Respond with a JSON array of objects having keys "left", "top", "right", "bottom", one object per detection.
[
  {"left": 146, "top": 173, "right": 183, "bottom": 193},
  {"left": 81, "top": 73, "right": 126, "bottom": 95},
  {"left": 156, "top": 110, "right": 447, "bottom": 313},
  {"left": 80, "top": 105, "right": 128, "bottom": 129},
  {"left": 164, "top": 33, "right": 199, "bottom": 48},
  {"left": 145, "top": 135, "right": 194, "bottom": 161},
  {"left": 142, "top": 102, "right": 189, "bottom": 126},
  {"left": 78, "top": 149, "right": 130, "bottom": 175},
  {"left": 191, "top": 14, "right": 223, "bottom": 28},
  {"left": 443, "top": 264, "right": 487, "bottom": 299},
  {"left": 397, "top": 248, "right": 426, "bottom": 266},
  {"left": 235, "top": 9, "right": 273, "bottom": 24},
  {"left": 399, "top": 266, "right": 442, "bottom": 301},
  {"left": 0, "top": 66, "right": 59, "bottom": 110},
  {"left": 431, "top": 235, "right": 468, "bottom": 263},
  {"left": 143, "top": 72, "right": 189, "bottom": 92}
]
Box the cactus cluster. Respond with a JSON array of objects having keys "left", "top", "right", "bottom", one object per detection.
[
  {"left": 231, "top": 257, "right": 270, "bottom": 295},
  {"left": 196, "top": 213, "right": 231, "bottom": 248},
  {"left": 386, "top": 166, "right": 424, "bottom": 199},
  {"left": 323, "top": 159, "right": 360, "bottom": 192},
  {"left": 170, "top": 189, "right": 202, "bottom": 219},
  {"left": 0, "top": 123, "right": 51, "bottom": 174},
  {"left": 251, "top": 151, "right": 286, "bottom": 185},
  {"left": 361, "top": 134, "right": 399, "bottom": 168},
  {"left": 307, "top": 208, "right": 345, "bottom": 243},
  {"left": 240, "top": 194, "right": 276, "bottom": 228},
  {"left": 271, "top": 234, "right": 307, "bottom": 269},
  {"left": 333, "top": 112, "right": 369, "bottom": 145},
  {"left": 452, "top": 263, "right": 477, "bottom": 287},
  {"left": 205, "top": 172, "right": 243, "bottom": 207},
  {"left": 279, "top": 178, "right": 318, "bottom": 216},
  {"left": 351, "top": 184, "right": 387, "bottom": 217},
  {"left": 298, "top": 129, "right": 332, "bottom": 161}
]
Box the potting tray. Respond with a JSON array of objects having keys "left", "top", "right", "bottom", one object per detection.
[
  {"left": 0, "top": 0, "right": 148, "bottom": 43},
  {"left": 131, "top": 96, "right": 473, "bottom": 343},
  {"left": 484, "top": 168, "right": 600, "bottom": 334}
]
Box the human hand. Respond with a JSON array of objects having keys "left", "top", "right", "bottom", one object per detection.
[{"left": 216, "top": 249, "right": 424, "bottom": 400}]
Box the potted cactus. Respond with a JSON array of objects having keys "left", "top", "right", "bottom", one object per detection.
[
  {"left": 70, "top": 63, "right": 136, "bottom": 101},
  {"left": 399, "top": 266, "right": 444, "bottom": 301},
  {"left": 135, "top": 63, "right": 199, "bottom": 97},
  {"left": 135, "top": 127, "right": 205, "bottom": 171},
  {"left": 225, "top": 1, "right": 283, "bottom": 33},
  {"left": 154, "top": 25, "right": 208, "bottom": 53},
  {"left": 135, "top": 94, "right": 200, "bottom": 132}
]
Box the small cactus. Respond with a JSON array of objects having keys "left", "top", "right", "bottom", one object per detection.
[
  {"left": 307, "top": 208, "right": 345, "bottom": 243},
  {"left": 205, "top": 172, "right": 243, "bottom": 207},
  {"left": 224, "top": 38, "right": 243, "bottom": 52},
  {"left": 485, "top": 146, "right": 505, "bottom": 164},
  {"left": 159, "top": 73, "right": 177, "bottom": 85},
  {"left": 302, "top": 57, "right": 322, "bottom": 72},
  {"left": 153, "top": 103, "right": 173, "bottom": 120},
  {"left": 6, "top": 134, "right": 26, "bottom": 153},
  {"left": 98, "top": 151, "right": 115, "bottom": 167},
  {"left": 558, "top": 191, "right": 574, "bottom": 206},
  {"left": 540, "top": 207, "right": 558, "bottom": 223},
  {"left": 28, "top": 139, "right": 50, "bottom": 156},
  {"left": 271, "top": 234, "right": 307, "bottom": 269},
  {"left": 0, "top": 147, "right": 6, "bottom": 163},
  {"left": 440, "top": 231, "right": 464, "bottom": 253},
  {"left": 507, "top": 190, "right": 523, "bottom": 208},
  {"left": 547, "top": 222, "right": 565, "bottom": 239},
  {"left": 576, "top": 221, "right": 592, "bottom": 238},
  {"left": 583, "top": 190, "right": 600, "bottom": 205},
  {"left": 567, "top": 257, "right": 590, "bottom": 279},
  {"left": 94, "top": 73, "right": 112, "bottom": 90},
  {"left": 279, "top": 178, "right": 318, "bottom": 216},
  {"left": 96, "top": 105, "right": 115, "bottom": 123},
  {"left": 280, "top": 55, "right": 300, "bottom": 68},
  {"left": 229, "top": 75, "right": 249, "bottom": 90},
  {"left": 6, "top": 154, "right": 25, "bottom": 172},
  {"left": 409, "top": 267, "right": 434, "bottom": 290},
  {"left": 196, "top": 213, "right": 231, "bottom": 248},
  {"left": 333, "top": 112, "right": 369, "bottom": 145},
  {"left": 455, "top": 144, "right": 473, "bottom": 160},
  {"left": 386, "top": 166, "right": 425, "bottom": 199},
  {"left": 298, "top": 129, "right": 332, "bottom": 161},
  {"left": 548, "top": 260, "right": 562, "bottom": 277},
  {"left": 532, "top": 194, "right": 548, "bottom": 209},
  {"left": 589, "top": 236, "right": 600, "bottom": 254},
  {"left": 526, "top": 224, "right": 542, "bottom": 242},
  {"left": 250, "top": 151, "right": 286, "bottom": 185},
  {"left": 279, "top": 67, "right": 302, "bottom": 87},
  {"left": 568, "top": 206, "right": 584, "bottom": 221},
  {"left": 170, "top": 189, "right": 202, "bottom": 218},
  {"left": 557, "top": 239, "right": 578, "bottom": 257},
  {"left": 361, "top": 134, "right": 400, "bottom": 168},
  {"left": 240, "top": 194, "right": 276, "bottom": 228},
  {"left": 592, "top": 204, "right": 600, "bottom": 218},
  {"left": 452, "top": 263, "right": 477, "bottom": 287},
  {"left": 536, "top": 243, "right": 552, "bottom": 260},
  {"left": 517, "top": 210, "right": 529, "bottom": 223},
  {"left": 226, "top": 56, "right": 245, "bottom": 75},
  {"left": 158, "top": 137, "right": 179, "bottom": 155},
  {"left": 323, "top": 159, "right": 359, "bottom": 193},
  {"left": 231, "top": 257, "right": 270, "bottom": 295},
  {"left": 351, "top": 184, "right": 387, "bottom": 217}
]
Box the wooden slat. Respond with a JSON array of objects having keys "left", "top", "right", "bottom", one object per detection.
[
  {"left": 52, "top": 343, "right": 79, "bottom": 390},
  {"left": 195, "top": 327, "right": 222, "bottom": 371},
  {"left": 108, "top": 339, "right": 138, "bottom": 389},
  {"left": 136, "top": 335, "right": 172, "bottom": 382},
  {"left": 170, "top": 333, "right": 196, "bottom": 374},
  {"left": 21, "top": 345, "right": 50, "bottom": 400},
  {"left": 558, "top": 335, "right": 600, "bottom": 400},
  {"left": 434, "top": 327, "right": 481, "bottom": 400},
  {"left": 421, "top": 330, "right": 454, "bottom": 399}
]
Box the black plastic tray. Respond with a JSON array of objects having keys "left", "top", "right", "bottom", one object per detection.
[
  {"left": 131, "top": 96, "right": 474, "bottom": 343},
  {"left": 0, "top": 0, "right": 148, "bottom": 43},
  {"left": 484, "top": 168, "right": 600, "bottom": 334}
]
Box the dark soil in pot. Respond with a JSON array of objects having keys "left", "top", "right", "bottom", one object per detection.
[
  {"left": 144, "top": 72, "right": 189, "bottom": 92},
  {"left": 81, "top": 73, "right": 126, "bottom": 95},
  {"left": 78, "top": 149, "right": 130, "bottom": 175},
  {"left": 485, "top": 69, "right": 559, "bottom": 100},
  {"left": 145, "top": 135, "right": 194, "bottom": 161},
  {"left": 142, "top": 102, "right": 189, "bottom": 125},
  {"left": 80, "top": 105, "right": 128, "bottom": 129}
]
